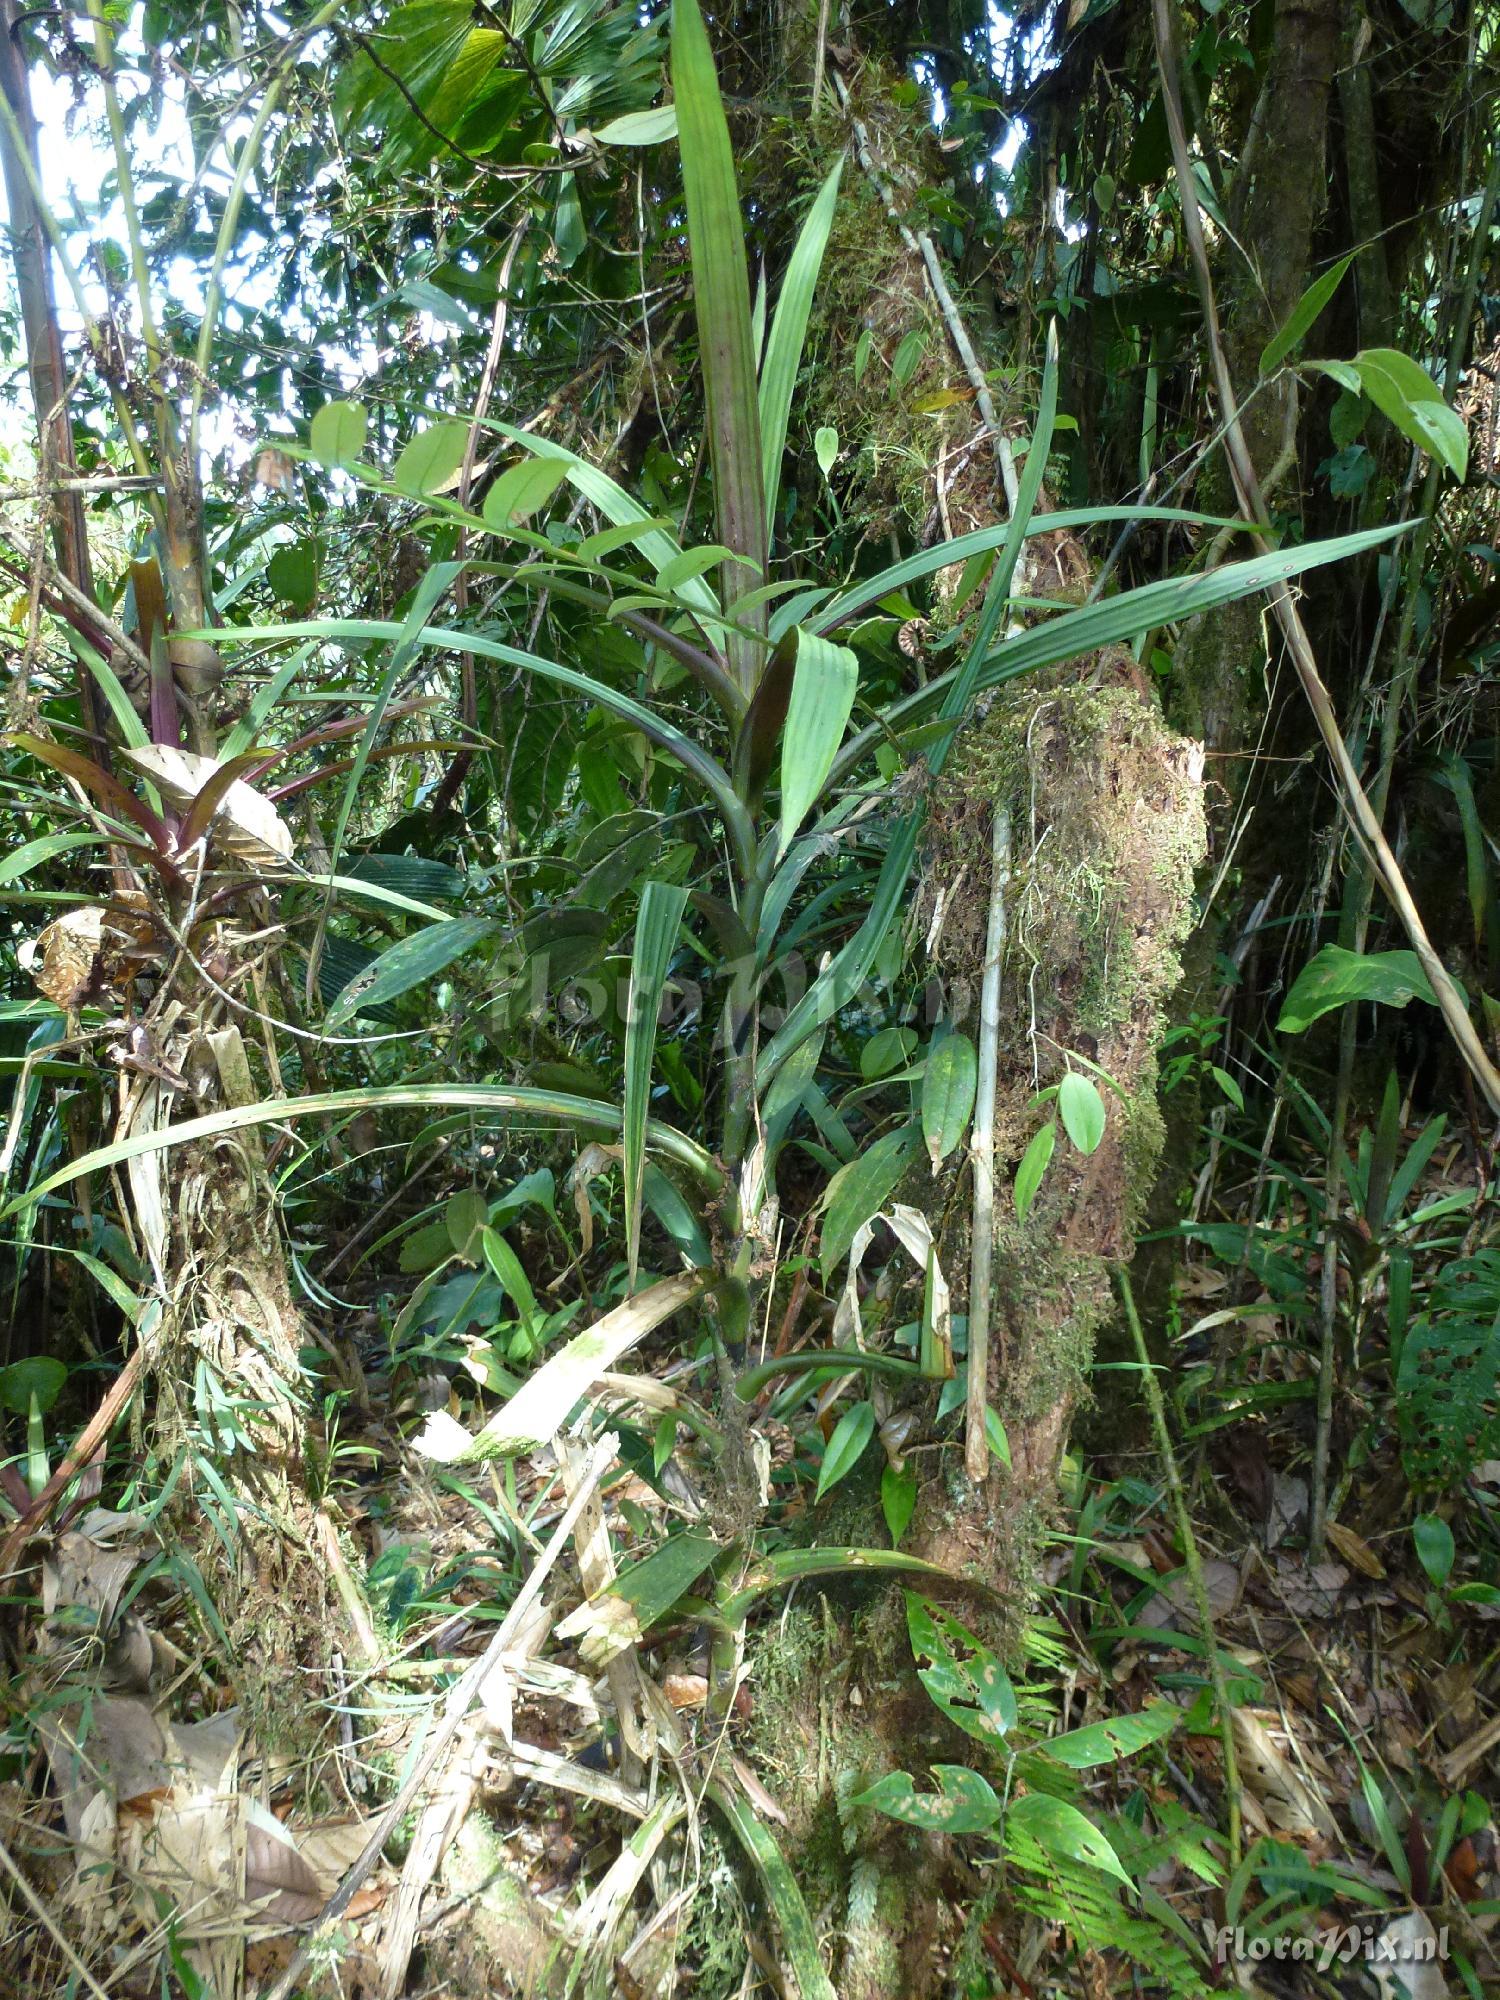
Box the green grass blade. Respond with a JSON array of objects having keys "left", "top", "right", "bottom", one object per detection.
[
  {"left": 2, "top": 1085, "right": 726, "bottom": 1222},
  {"left": 671, "top": 0, "right": 768, "bottom": 698},
  {"left": 624, "top": 881, "right": 689, "bottom": 1281},
  {"left": 760, "top": 157, "right": 842, "bottom": 547}
]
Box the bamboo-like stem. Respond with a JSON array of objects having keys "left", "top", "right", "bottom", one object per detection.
[
  {"left": 188, "top": 0, "right": 350, "bottom": 459},
  {"left": 965, "top": 806, "right": 1010, "bottom": 1481},
  {"left": 1118, "top": 1269, "right": 1242, "bottom": 1866}
]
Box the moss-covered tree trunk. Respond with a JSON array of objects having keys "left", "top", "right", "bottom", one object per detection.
[{"left": 727, "top": 57, "right": 1208, "bottom": 1992}]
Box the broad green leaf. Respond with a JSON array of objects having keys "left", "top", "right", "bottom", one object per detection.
[
  {"left": 623, "top": 881, "right": 689, "bottom": 1281},
  {"left": 761, "top": 157, "right": 842, "bottom": 539},
  {"left": 1413, "top": 1512, "right": 1455, "bottom": 1587},
  {"left": 861, "top": 1026, "right": 916, "bottom": 1080},
  {"left": 778, "top": 629, "right": 859, "bottom": 856},
  {"left": 481, "top": 1227, "right": 539, "bottom": 1337},
  {"left": 1276, "top": 945, "right": 1439, "bottom": 1034},
  {"left": 671, "top": 0, "right": 768, "bottom": 696},
  {"left": 985, "top": 1407, "right": 1010, "bottom": 1467},
  {"left": 816, "top": 1400, "right": 876, "bottom": 1500},
  {"left": 1046, "top": 1703, "right": 1180, "bottom": 1767},
  {"left": 1013, "top": 1120, "right": 1056, "bottom": 1221},
  {"left": 814, "top": 425, "right": 839, "bottom": 476},
  {"left": 309, "top": 398, "right": 367, "bottom": 468},
  {"left": 612, "top": 1531, "right": 721, "bottom": 1626},
  {"left": 0, "top": 1356, "right": 67, "bottom": 1415},
  {"left": 1210, "top": 1065, "right": 1244, "bottom": 1111},
  {"left": 324, "top": 914, "right": 495, "bottom": 1028},
  {"left": 820, "top": 1125, "right": 918, "bottom": 1277},
  {"left": 594, "top": 106, "right": 679, "bottom": 144},
  {"left": 415, "top": 1272, "right": 712, "bottom": 1462},
  {"left": 267, "top": 539, "right": 318, "bottom": 608},
  {"left": 393, "top": 419, "right": 471, "bottom": 497},
  {"left": 657, "top": 543, "right": 747, "bottom": 592},
  {"left": 445, "top": 1188, "right": 488, "bottom": 1260},
  {"left": 922, "top": 1033, "right": 978, "bottom": 1169},
  {"left": 890, "top": 327, "right": 925, "bottom": 391},
  {"left": 882, "top": 1462, "right": 917, "bottom": 1545},
  {"left": 1008, "top": 1793, "right": 1133, "bottom": 1889},
  {"left": 1260, "top": 253, "right": 1353, "bottom": 374},
  {"left": 482, "top": 456, "right": 566, "bottom": 530},
  {"left": 1058, "top": 1072, "right": 1106, "bottom": 1154},
  {"left": 853, "top": 1765, "right": 1001, "bottom": 1834},
  {"left": 1315, "top": 348, "right": 1469, "bottom": 480}
]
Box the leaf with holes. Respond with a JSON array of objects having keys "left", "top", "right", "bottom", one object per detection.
[
  {"left": 853, "top": 1765, "right": 1001, "bottom": 1834},
  {"left": 1008, "top": 1793, "right": 1132, "bottom": 1888},
  {"left": 325, "top": 915, "right": 495, "bottom": 1028},
  {"left": 1046, "top": 1703, "right": 1180, "bottom": 1767}
]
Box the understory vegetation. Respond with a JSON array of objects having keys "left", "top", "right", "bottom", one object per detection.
[{"left": 1, "top": 0, "right": 1498, "bottom": 1993}]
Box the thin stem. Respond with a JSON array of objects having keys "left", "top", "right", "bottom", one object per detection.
[
  {"left": 965, "top": 806, "right": 1010, "bottom": 1482},
  {"left": 1118, "top": 1269, "right": 1242, "bottom": 1867}
]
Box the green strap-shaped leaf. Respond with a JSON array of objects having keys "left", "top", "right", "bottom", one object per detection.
[
  {"left": 671, "top": 0, "right": 768, "bottom": 699},
  {"left": 709, "top": 1782, "right": 837, "bottom": 2000},
  {"left": 322, "top": 915, "right": 497, "bottom": 1030},
  {"left": 624, "top": 880, "right": 690, "bottom": 1281},
  {"left": 778, "top": 628, "right": 859, "bottom": 857},
  {"left": 1, "top": 1084, "right": 726, "bottom": 1223},
  {"left": 1259, "top": 252, "right": 1353, "bottom": 375},
  {"left": 760, "top": 156, "right": 843, "bottom": 544}
]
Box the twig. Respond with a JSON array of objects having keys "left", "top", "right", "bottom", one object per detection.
[
  {"left": 0, "top": 1829, "right": 114, "bottom": 2000},
  {"left": 258, "top": 1428, "right": 620, "bottom": 2000},
  {"left": 965, "top": 806, "right": 1011, "bottom": 1481},
  {"left": 1117, "top": 1270, "right": 1242, "bottom": 1865},
  {"left": 1150, "top": 0, "right": 1500, "bottom": 1119}
]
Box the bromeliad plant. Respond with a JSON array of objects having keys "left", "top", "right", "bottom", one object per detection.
[
  {"left": 5, "top": 0, "right": 1414, "bottom": 1682},
  {"left": 0, "top": 0, "right": 1424, "bottom": 1973}
]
